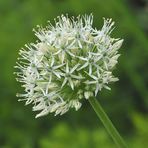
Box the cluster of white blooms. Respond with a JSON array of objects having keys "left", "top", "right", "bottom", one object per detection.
[{"left": 15, "top": 14, "right": 123, "bottom": 118}]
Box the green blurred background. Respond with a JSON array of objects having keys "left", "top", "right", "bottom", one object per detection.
[{"left": 0, "top": 0, "right": 148, "bottom": 147}]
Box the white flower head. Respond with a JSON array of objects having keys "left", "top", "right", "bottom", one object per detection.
[{"left": 15, "top": 14, "right": 123, "bottom": 118}]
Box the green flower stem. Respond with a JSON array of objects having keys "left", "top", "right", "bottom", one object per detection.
[{"left": 88, "top": 97, "right": 127, "bottom": 148}]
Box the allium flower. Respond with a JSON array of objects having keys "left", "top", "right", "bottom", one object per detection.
[{"left": 15, "top": 14, "right": 123, "bottom": 118}]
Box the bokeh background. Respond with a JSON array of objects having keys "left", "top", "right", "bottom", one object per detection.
[{"left": 0, "top": 0, "right": 148, "bottom": 147}]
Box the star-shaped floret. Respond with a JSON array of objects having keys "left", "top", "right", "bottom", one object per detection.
[
  {"left": 84, "top": 71, "right": 102, "bottom": 96},
  {"left": 53, "top": 41, "right": 76, "bottom": 63},
  {"left": 77, "top": 52, "right": 102, "bottom": 75},
  {"left": 44, "top": 55, "right": 65, "bottom": 79},
  {"left": 61, "top": 63, "right": 83, "bottom": 90}
]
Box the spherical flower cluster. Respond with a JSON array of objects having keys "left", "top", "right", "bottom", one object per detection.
[{"left": 15, "top": 14, "right": 123, "bottom": 118}]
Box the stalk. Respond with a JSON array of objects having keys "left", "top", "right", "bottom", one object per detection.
[{"left": 88, "top": 97, "right": 127, "bottom": 148}]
